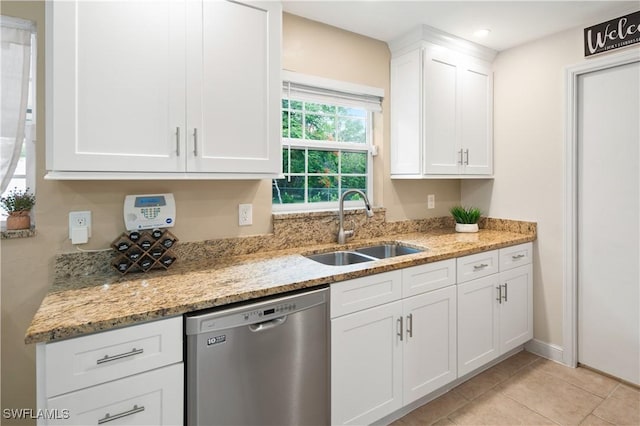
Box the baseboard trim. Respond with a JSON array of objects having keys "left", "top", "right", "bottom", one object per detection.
[{"left": 525, "top": 339, "right": 565, "bottom": 364}]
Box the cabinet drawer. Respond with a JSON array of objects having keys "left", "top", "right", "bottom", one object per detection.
[
  {"left": 499, "top": 242, "right": 533, "bottom": 271},
  {"left": 457, "top": 250, "right": 499, "bottom": 283},
  {"left": 46, "top": 363, "right": 183, "bottom": 425},
  {"left": 45, "top": 316, "right": 182, "bottom": 397},
  {"left": 402, "top": 259, "right": 456, "bottom": 297},
  {"left": 331, "top": 271, "right": 402, "bottom": 318}
]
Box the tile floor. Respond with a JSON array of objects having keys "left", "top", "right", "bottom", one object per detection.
[{"left": 392, "top": 351, "right": 640, "bottom": 425}]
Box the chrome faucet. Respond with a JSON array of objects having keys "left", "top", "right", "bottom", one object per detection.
[{"left": 337, "top": 189, "right": 374, "bottom": 244}]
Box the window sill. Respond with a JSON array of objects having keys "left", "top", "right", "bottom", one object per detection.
[
  {"left": 1, "top": 226, "right": 36, "bottom": 240},
  {"left": 273, "top": 206, "right": 386, "bottom": 220}
]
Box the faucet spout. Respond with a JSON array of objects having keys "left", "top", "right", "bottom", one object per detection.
[{"left": 338, "top": 189, "right": 374, "bottom": 244}]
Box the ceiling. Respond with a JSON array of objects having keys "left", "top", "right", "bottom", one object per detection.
[{"left": 281, "top": 1, "right": 639, "bottom": 51}]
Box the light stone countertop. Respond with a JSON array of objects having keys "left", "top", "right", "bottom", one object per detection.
[{"left": 25, "top": 227, "right": 535, "bottom": 344}]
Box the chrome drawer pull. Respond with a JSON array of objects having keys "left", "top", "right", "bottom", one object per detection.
[
  {"left": 464, "top": 149, "right": 469, "bottom": 165},
  {"left": 496, "top": 286, "right": 502, "bottom": 304},
  {"left": 512, "top": 254, "right": 526, "bottom": 260},
  {"left": 458, "top": 149, "right": 463, "bottom": 165},
  {"left": 473, "top": 263, "right": 489, "bottom": 270},
  {"left": 502, "top": 283, "right": 508, "bottom": 302},
  {"left": 407, "top": 313, "right": 413, "bottom": 338},
  {"left": 397, "top": 316, "right": 404, "bottom": 341},
  {"left": 97, "top": 348, "right": 143, "bottom": 365},
  {"left": 98, "top": 405, "right": 145, "bottom": 424}
]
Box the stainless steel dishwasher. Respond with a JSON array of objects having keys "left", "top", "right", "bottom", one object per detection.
[{"left": 185, "top": 287, "right": 329, "bottom": 426}]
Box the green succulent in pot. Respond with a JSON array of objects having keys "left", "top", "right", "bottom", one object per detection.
[{"left": 450, "top": 205, "right": 481, "bottom": 233}]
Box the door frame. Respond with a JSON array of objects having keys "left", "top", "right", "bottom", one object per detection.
[{"left": 563, "top": 48, "right": 640, "bottom": 367}]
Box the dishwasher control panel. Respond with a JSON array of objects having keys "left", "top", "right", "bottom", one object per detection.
[{"left": 186, "top": 288, "right": 328, "bottom": 334}]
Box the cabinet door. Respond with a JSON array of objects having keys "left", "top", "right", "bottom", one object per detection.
[
  {"left": 460, "top": 59, "right": 493, "bottom": 175},
  {"left": 46, "top": 363, "right": 183, "bottom": 425},
  {"left": 331, "top": 301, "right": 403, "bottom": 425},
  {"left": 423, "top": 48, "right": 461, "bottom": 175},
  {"left": 47, "top": 1, "right": 186, "bottom": 173},
  {"left": 390, "top": 49, "right": 423, "bottom": 176},
  {"left": 499, "top": 264, "right": 533, "bottom": 353},
  {"left": 186, "top": 0, "right": 281, "bottom": 174},
  {"left": 403, "top": 286, "right": 457, "bottom": 405},
  {"left": 457, "top": 274, "right": 500, "bottom": 376}
]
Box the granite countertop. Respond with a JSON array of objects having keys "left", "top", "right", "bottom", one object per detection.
[{"left": 25, "top": 227, "right": 535, "bottom": 344}]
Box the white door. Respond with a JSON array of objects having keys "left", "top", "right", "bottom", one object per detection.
[
  {"left": 499, "top": 264, "right": 533, "bottom": 353},
  {"left": 457, "top": 274, "right": 500, "bottom": 376},
  {"left": 186, "top": 0, "right": 281, "bottom": 174},
  {"left": 48, "top": 1, "right": 186, "bottom": 172},
  {"left": 423, "top": 48, "right": 460, "bottom": 175},
  {"left": 331, "top": 301, "right": 403, "bottom": 425},
  {"left": 460, "top": 59, "right": 492, "bottom": 175},
  {"left": 403, "top": 286, "right": 457, "bottom": 405},
  {"left": 577, "top": 60, "right": 640, "bottom": 385}
]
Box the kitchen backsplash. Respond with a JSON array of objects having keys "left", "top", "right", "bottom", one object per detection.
[{"left": 53, "top": 211, "right": 536, "bottom": 281}]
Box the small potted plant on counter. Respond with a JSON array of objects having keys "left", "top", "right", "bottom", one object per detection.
[
  {"left": 450, "top": 205, "right": 481, "bottom": 233},
  {"left": 1, "top": 187, "right": 35, "bottom": 230}
]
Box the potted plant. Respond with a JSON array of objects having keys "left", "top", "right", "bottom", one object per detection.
[
  {"left": 1, "top": 187, "right": 35, "bottom": 230},
  {"left": 450, "top": 205, "right": 481, "bottom": 233}
]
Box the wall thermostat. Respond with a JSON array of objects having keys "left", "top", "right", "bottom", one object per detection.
[{"left": 124, "top": 193, "right": 176, "bottom": 231}]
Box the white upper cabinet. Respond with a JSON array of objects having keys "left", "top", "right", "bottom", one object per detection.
[
  {"left": 390, "top": 25, "right": 495, "bottom": 178},
  {"left": 46, "top": 0, "right": 281, "bottom": 179}
]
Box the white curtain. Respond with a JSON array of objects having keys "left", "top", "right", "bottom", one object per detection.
[{"left": 0, "top": 16, "right": 34, "bottom": 193}]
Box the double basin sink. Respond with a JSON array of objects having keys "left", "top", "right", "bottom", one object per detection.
[{"left": 305, "top": 243, "right": 424, "bottom": 266}]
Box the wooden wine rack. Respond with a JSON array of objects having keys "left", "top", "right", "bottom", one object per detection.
[{"left": 111, "top": 229, "right": 178, "bottom": 275}]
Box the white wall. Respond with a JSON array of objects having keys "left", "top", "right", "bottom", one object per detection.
[{"left": 462, "top": 27, "right": 586, "bottom": 348}]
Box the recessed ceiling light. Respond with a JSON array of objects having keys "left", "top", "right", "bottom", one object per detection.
[{"left": 474, "top": 29, "right": 491, "bottom": 38}]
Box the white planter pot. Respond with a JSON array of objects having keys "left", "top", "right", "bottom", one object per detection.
[{"left": 455, "top": 223, "right": 479, "bottom": 233}]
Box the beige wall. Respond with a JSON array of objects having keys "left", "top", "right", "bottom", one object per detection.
[
  {"left": 462, "top": 27, "right": 585, "bottom": 347},
  {"left": 0, "top": 5, "right": 459, "bottom": 418}
]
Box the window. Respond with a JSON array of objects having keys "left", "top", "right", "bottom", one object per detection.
[
  {"left": 273, "top": 73, "right": 383, "bottom": 212},
  {"left": 1, "top": 19, "right": 36, "bottom": 221}
]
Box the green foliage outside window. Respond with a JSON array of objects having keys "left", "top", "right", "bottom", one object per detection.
[{"left": 273, "top": 98, "right": 370, "bottom": 206}]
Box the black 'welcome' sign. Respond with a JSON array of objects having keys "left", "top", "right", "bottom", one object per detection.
[{"left": 584, "top": 11, "right": 640, "bottom": 57}]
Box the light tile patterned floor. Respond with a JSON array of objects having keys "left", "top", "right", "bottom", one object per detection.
[{"left": 392, "top": 351, "right": 640, "bottom": 426}]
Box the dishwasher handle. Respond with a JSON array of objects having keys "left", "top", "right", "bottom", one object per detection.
[{"left": 249, "top": 316, "right": 287, "bottom": 332}]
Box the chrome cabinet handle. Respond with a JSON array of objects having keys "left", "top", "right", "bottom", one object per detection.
[
  {"left": 397, "top": 316, "right": 404, "bottom": 341},
  {"left": 458, "top": 149, "right": 463, "bottom": 165},
  {"left": 502, "top": 283, "right": 508, "bottom": 302},
  {"left": 496, "top": 286, "right": 502, "bottom": 304},
  {"left": 473, "top": 263, "right": 489, "bottom": 270},
  {"left": 407, "top": 314, "right": 413, "bottom": 339},
  {"left": 193, "top": 128, "right": 198, "bottom": 156},
  {"left": 96, "top": 348, "right": 143, "bottom": 365},
  {"left": 176, "top": 127, "right": 180, "bottom": 156},
  {"left": 98, "top": 405, "right": 145, "bottom": 424},
  {"left": 464, "top": 149, "right": 469, "bottom": 165},
  {"left": 512, "top": 254, "right": 526, "bottom": 260}
]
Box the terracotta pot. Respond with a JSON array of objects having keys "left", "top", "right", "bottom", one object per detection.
[
  {"left": 455, "top": 223, "right": 478, "bottom": 233},
  {"left": 6, "top": 211, "right": 31, "bottom": 230}
]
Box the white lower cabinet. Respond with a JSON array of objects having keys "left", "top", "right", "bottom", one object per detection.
[
  {"left": 457, "top": 243, "right": 533, "bottom": 376},
  {"left": 37, "top": 317, "right": 183, "bottom": 425},
  {"left": 331, "top": 262, "right": 457, "bottom": 425}
]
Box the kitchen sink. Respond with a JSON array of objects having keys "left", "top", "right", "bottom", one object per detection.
[
  {"left": 355, "top": 243, "right": 423, "bottom": 259},
  {"left": 305, "top": 251, "right": 377, "bottom": 266},
  {"left": 305, "top": 243, "right": 424, "bottom": 266}
]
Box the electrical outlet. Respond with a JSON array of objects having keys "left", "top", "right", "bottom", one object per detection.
[
  {"left": 239, "top": 204, "right": 253, "bottom": 226},
  {"left": 69, "top": 211, "right": 92, "bottom": 241},
  {"left": 427, "top": 194, "right": 435, "bottom": 209}
]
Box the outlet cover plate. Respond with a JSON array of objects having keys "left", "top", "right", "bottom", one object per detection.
[
  {"left": 239, "top": 204, "right": 252, "bottom": 226},
  {"left": 69, "top": 211, "right": 92, "bottom": 239}
]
